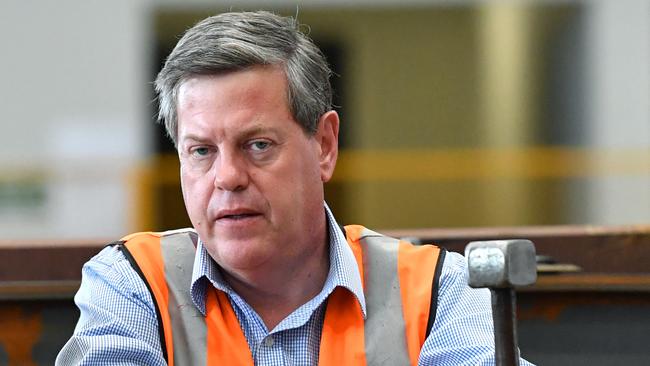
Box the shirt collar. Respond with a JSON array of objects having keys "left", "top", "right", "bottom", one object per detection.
[{"left": 189, "top": 202, "right": 366, "bottom": 318}]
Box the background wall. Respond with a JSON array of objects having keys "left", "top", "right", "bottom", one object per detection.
[
  {"left": 1, "top": 0, "right": 648, "bottom": 240},
  {"left": 0, "top": 1, "right": 152, "bottom": 239}
]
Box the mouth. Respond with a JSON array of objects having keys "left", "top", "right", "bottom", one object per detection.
[
  {"left": 216, "top": 209, "right": 262, "bottom": 221},
  {"left": 219, "top": 213, "right": 260, "bottom": 220}
]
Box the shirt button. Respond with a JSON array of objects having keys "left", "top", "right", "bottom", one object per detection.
[{"left": 264, "top": 336, "right": 274, "bottom": 347}]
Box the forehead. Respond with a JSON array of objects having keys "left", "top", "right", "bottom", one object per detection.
[
  {"left": 176, "top": 66, "right": 299, "bottom": 141},
  {"left": 177, "top": 66, "right": 289, "bottom": 111}
]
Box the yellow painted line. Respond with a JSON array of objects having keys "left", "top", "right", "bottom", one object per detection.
[{"left": 331, "top": 147, "right": 650, "bottom": 182}]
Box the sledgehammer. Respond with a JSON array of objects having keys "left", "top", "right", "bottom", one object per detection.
[{"left": 465, "top": 240, "right": 537, "bottom": 366}]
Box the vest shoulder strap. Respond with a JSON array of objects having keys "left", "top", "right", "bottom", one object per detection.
[
  {"left": 358, "top": 229, "right": 413, "bottom": 365},
  {"left": 342, "top": 225, "right": 446, "bottom": 337},
  {"left": 155, "top": 230, "right": 207, "bottom": 366},
  {"left": 113, "top": 229, "right": 200, "bottom": 366},
  {"left": 344, "top": 225, "right": 445, "bottom": 365}
]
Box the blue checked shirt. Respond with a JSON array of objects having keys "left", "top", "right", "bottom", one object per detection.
[{"left": 57, "top": 205, "right": 533, "bottom": 365}]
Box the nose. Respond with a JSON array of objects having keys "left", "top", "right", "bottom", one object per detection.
[{"left": 213, "top": 151, "right": 249, "bottom": 192}]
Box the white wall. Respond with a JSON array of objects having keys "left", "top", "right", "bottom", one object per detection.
[
  {"left": 583, "top": 0, "right": 650, "bottom": 225},
  {"left": 0, "top": 1, "right": 151, "bottom": 239}
]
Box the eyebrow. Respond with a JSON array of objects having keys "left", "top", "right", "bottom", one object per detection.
[
  {"left": 180, "top": 134, "right": 211, "bottom": 145},
  {"left": 179, "top": 125, "right": 280, "bottom": 146},
  {"left": 239, "top": 125, "right": 278, "bottom": 139}
]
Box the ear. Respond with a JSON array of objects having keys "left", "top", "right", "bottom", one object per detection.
[{"left": 315, "top": 110, "right": 339, "bottom": 182}]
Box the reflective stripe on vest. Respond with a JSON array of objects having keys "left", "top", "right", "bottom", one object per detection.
[{"left": 120, "top": 225, "right": 443, "bottom": 366}]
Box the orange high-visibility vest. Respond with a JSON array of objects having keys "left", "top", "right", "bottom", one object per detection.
[{"left": 114, "top": 225, "right": 445, "bottom": 366}]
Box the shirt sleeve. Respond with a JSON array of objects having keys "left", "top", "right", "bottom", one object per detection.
[
  {"left": 56, "top": 245, "right": 167, "bottom": 366},
  {"left": 418, "top": 251, "right": 535, "bottom": 366}
]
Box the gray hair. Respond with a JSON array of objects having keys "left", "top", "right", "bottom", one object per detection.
[{"left": 154, "top": 11, "right": 333, "bottom": 146}]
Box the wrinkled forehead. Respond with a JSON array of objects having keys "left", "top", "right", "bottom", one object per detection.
[{"left": 175, "top": 67, "right": 301, "bottom": 144}]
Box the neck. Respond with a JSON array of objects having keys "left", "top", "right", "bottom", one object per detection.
[{"left": 221, "top": 228, "right": 330, "bottom": 330}]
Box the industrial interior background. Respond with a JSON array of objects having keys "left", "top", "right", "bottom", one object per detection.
[{"left": 0, "top": 0, "right": 649, "bottom": 365}]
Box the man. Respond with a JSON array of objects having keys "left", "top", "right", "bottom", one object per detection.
[{"left": 58, "top": 11, "right": 532, "bottom": 365}]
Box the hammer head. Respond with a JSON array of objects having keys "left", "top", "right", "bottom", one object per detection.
[{"left": 465, "top": 240, "right": 537, "bottom": 288}]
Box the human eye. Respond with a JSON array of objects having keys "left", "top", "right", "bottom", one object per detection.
[
  {"left": 190, "top": 146, "right": 212, "bottom": 158},
  {"left": 247, "top": 140, "right": 272, "bottom": 152}
]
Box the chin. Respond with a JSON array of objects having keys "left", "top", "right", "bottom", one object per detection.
[{"left": 205, "top": 236, "right": 271, "bottom": 270}]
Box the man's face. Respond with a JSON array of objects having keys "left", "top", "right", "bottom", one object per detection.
[{"left": 176, "top": 66, "right": 339, "bottom": 276}]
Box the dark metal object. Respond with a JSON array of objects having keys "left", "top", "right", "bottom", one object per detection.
[
  {"left": 492, "top": 288, "right": 519, "bottom": 365},
  {"left": 465, "top": 240, "right": 537, "bottom": 366}
]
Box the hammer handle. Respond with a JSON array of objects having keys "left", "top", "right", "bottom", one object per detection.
[{"left": 491, "top": 288, "right": 520, "bottom": 366}]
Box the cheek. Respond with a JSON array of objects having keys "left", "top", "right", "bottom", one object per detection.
[
  {"left": 250, "top": 169, "right": 292, "bottom": 208},
  {"left": 276, "top": 155, "right": 322, "bottom": 204},
  {"left": 181, "top": 170, "right": 211, "bottom": 213}
]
